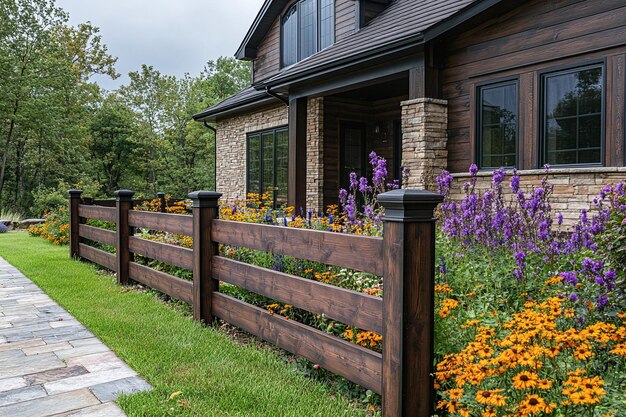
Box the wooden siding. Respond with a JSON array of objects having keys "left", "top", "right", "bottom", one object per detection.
[
  {"left": 254, "top": 0, "right": 357, "bottom": 83},
  {"left": 440, "top": 0, "right": 626, "bottom": 172},
  {"left": 254, "top": 15, "right": 281, "bottom": 83},
  {"left": 335, "top": 0, "right": 356, "bottom": 41}
]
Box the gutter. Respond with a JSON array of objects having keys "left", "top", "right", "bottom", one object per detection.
[{"left": 265, "top": 86, "right": 289, "bottom": 105}]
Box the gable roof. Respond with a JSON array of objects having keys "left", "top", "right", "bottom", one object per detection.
[
  {"left": 195, "top": 0, "right": 509, "bottom": 121},
  {"left": 260, "top": 0, "right": 482, "bottom": 88}
]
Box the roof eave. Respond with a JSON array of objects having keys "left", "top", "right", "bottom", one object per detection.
[
  {"left": 192, "top": 96, "right": 280, "bottom": 122},
  {"left": 258, "top": 33, "right": 425, "bottom": 90}
]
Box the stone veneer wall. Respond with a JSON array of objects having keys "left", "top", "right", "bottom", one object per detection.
[
  {"left": 450, "top": 167, "right": 626, "bottom": 226},
  {"left": 215, "top": 105, "right": 288, "bottom": 202},
  {"left": 306, "top": 97, "right": 324, "bottom": 213},
  {"left": 401, "top": 98, "right": 448, "bottom": 190}
]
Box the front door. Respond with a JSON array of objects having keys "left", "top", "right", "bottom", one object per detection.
[{"left": 340, "top": 121, "right": 367, "bottom": 191}]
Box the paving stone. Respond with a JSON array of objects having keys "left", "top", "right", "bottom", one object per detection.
[
  {"left": 66, "top": 352, "right": 132, "bottom": 373},
  {"left": 22, "top": 341, "right": 72, "bottom": 355},
  {"left": 25, "top": 365, "right": 89, "bottom": 385},
  {"left": 1, "top": 352, "right": 66, "bottom": 379},
  {"left": 0, "top": 388, "right": 100, "bottom": 417},
  {"left": 0, "top": 385, "right": 47, "bottom": 406},
  {"left": 0, "top": 348, "right": 26, "bottom": 364},
  {"left": 50, "top": 319, "right": 81, "bottom": 329},
  {"left": 44, "top": 367, "right": 137, "bottom": 395},
  {"left": 0, "top": 377, "right": 27, "bottom": 392},
  {"left": 54, "top": 401, "right": 126, "bottom": 417},
  {"left": 43, "top": 330, "right": 95, "bottom": 344},
  {"left": 55, "top": 343, "right": 110, "bottom": 360},
  {"left": 89, "top": 376, "right": 152, "bottom": 402},
  {"left": 68, "top": 338, "right": 102, "bottom": 348},
  {"left": 0, "top": 339, "right": 45, "bottom": 352}
]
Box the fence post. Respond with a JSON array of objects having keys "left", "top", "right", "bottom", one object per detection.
[
  {"left": 68, "top": 189, "right": 83, "bottom": 259},
  {"left": 189, "top": 191, "right": 222, "bottom": 323},
  {"left": 115, "top": 190, "right": 135, "bottom": 285},
  {"left": 378, "top": 189, "right": 442, "bottom": 417},
  {"left": 157, "top": 192, "right": 166, "bottom": 213}
]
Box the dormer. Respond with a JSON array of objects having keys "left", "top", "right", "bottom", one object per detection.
[{"left": 236, "top": 0, "right": 393, "bottom": 83}]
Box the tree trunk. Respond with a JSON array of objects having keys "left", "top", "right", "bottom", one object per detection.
[{"left": 0, "top": 99, "right": 19, "bottom": 200}]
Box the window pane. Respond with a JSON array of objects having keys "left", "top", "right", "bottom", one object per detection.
[
  {"left": 247, "top": 135, "right": 261, "bottom": 197},
  {"left": 275, "top": 129, "right": 289, "bottom": 208},
  {"left": 343, "top": 127, "right": 363, "bottom": 177},
  {"left": 262, "top": 132, "right": 275, "bottom": 203},
  {"left": 299, "top": 0, "right": 317, "bottom": 60},
  {"left": 319, "top": 0, "right": 334, "bottom": 50},
  {"left": 282, "top": 5, "right": 297, "bottom": 66},
  {"left": 478, "top": 82, "right": 518, "bottom": 168},
  {"left": 543, "top": 66, "right": 603, "bottom": 165}
]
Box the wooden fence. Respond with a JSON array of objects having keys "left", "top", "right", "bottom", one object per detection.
[{"left": 68, "top": 188, "right": 442, "bottom": 417}]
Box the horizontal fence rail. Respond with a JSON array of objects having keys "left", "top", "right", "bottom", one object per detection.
[
  {"left": 212, "top": 292, "right": 383, "bottom": 393},
  {"left": 68, "top": 188, "right": 442, "bottom": 417},
  {"left": 212, "top": 219, "right": 384, "bottom": 275},
  {"left": 78, "top": 204, "right": 116, "bottom": 223},
  {"left": 213, "top": 256, "right": 383, "bottom": 334},
  {"left": 128, "top": 236, "right": 193, "bottom": 270},
  {"left": 129, "top": 210, "right": 193, "bottom": 236}
]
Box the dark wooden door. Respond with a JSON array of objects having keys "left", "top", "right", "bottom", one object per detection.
[{"left": 340, "top": 121, "right": 367, "bottom": 191}]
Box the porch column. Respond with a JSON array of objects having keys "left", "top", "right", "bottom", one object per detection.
[
  {"left": 288, "top": 97, "right": 307, "bottom": 211},
  {"left": 401, "top": 98, "right": 448, "bottom": 190},
  {"left": 306, "top": 97, "right": 324, "bottom": 214}
]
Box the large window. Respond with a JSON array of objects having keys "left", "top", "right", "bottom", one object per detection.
[
  {"left": 477, "top": 80, "right": 519, "bottom": 169},
  {"left": 247, "top": 127, "right": 289, "bottom": 208},
  {"left": 542, "top": 64, "right": 604, "bottom": 166},
  {"left": 282, "top": 0, "right": 334, "bottom": 67}
]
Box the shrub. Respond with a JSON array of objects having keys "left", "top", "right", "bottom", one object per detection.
[{"left": 28, "top": 207, "right": 70, "bottom": 245}]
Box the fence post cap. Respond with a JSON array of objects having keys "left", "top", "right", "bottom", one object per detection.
[
  {"left": 68, "top": 189, "right": 83, "bottom": 198},
  {"left": 114, "top": 189, "right": 135, "bottom": 201},
  {"left": 156, "top": 192, "right": 165, "bottom": 198},
  {"left": 378, "top": 189, "right": 443, "bottom": 222},
  {"left": 188, "top": 191, "right": 222, "bottom": 208}
]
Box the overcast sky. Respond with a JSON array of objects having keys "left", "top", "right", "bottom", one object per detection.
[{"left": 57, "top": 0, "right": 265, "bottom": 90}]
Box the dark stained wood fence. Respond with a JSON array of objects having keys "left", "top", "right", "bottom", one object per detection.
[{"left": 68, "top": 188, "right": 442, "bottom": 417}]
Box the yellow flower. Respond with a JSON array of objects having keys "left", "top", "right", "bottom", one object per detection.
[
  {"left": 475, "top": 389, "right": 506, "bottom": 407},
  {"left": 512, "top": 371, "right": 538, "bottom": 390}
]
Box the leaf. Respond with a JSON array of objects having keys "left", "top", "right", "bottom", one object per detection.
[{"left": 168, "top": 391, "right": 183, "bottom": 401}]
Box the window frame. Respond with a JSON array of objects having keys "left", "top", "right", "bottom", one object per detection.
[
  {"left": 538, "top": 61, "right": 606, "bottom": 168},
  {"left": 246, "top": 126, "right": 289, "bottom": 208},
  {"left": 475, "top": 78, "right": 520, "bottom": 170},
  {"left": 280, "top": 0, "right": 335, "bottom": 68}
]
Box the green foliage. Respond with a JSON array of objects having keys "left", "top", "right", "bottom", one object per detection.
[
  {"left": 27, "top": 205, "right": 69, "bottom": 244},
  {"left": 0, "top": 208, "right": 22, "bottom": 222},
  {"left": 0, "top": 0, "right": 251, "bottom": 216}
]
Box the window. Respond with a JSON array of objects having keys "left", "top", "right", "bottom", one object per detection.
[
  {"left": 247, "top": 127, "right": 289, "bottom": 208},
  {"left": 542, "top": 64, "right": 604, "bottom": 166},
  {"left": 477, "top": 81, "right": 519, "bottom": 169},
  {"left": 281, "top": 0, "right": 334, "bottom": 67}
]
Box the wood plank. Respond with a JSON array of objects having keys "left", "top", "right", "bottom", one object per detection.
[
  {"left": 213, "top": 256, "right": 383, "bottom": 333},
  {"left": 78, "top": 205, "right": 115, "bottom": 223},
  {"left": 211, "top": 220, "right": 384, "bottom": 275},
  {"left": 128, "top": 262, "right": 193, "bottom": 304},
  {"left": 128, "top": 210, "right": 193, "bottom": 236},
  {"left": 607, "top": 53, "right": 626, "bottom": 167},
  {"left": 79, "top": 243, "right": 116, "bottom": 271},
  {"left": 78, "top": 224, "right": 115, "bottom": 247},
  {"left": 212, "top": 292, "right": 382, "bottom": 393},
  {"left": 128, "top": 236, "right": 193, "bottom": 270}
]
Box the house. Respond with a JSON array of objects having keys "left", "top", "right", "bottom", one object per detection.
[{"left": 193, "top": 0, "right": 626, "bottom": 222}]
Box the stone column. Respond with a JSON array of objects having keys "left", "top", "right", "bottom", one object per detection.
[
  {"left": 306, "top": 97, "right": 324, "bottom": 214},
  {"left": 401, "top": 98, "right": 448, "bottom": 190}
]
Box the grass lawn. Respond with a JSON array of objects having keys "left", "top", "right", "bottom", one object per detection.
[{"left": 0, "top": 232, "right": 366, "bottom": 417}]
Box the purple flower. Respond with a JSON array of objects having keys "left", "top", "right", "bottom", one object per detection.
[
  {"left": 561, "top": 271, "right": 578, "bottom": 286},
  {"left": 596, "top": 294, "right": 609, "bottom": 310},
  {"left": 359, "top": 177, "right": 370, "bottom": 193},
  {"left": 469, "top": 164, "right": 478, "bottom": 176},
  {"left": 570, "top": 293, "right": 579, "bottom": 302},
  {"left": 339, "top": 188, "right": 348, "bottom": 205},
  {"left": 349, "top": 172, "right": 358, "bottom": 191}
]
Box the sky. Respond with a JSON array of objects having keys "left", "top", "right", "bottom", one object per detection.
[{"left": 56, "top": 0, "right": 265, "bottom": 91}]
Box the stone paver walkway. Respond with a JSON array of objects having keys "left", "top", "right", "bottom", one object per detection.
[{"left": 0, "top": 257, "right": 151, "bottom": 416}]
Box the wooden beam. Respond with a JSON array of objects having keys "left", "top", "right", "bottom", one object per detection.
[{"left": 288, "top": 97, "right": 307, "bottom": 210}]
